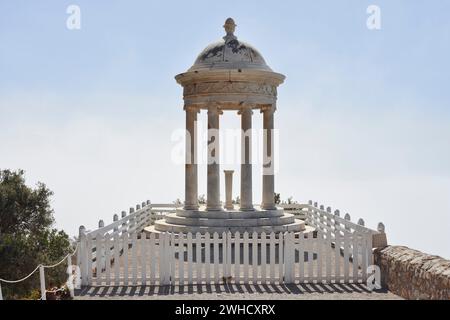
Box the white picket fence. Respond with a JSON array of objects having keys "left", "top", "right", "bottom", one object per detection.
[
  {"left": 80, "top": 201, "right": 177, "bottom": 239},
  {"left": 293, "top": 201, "right": 386, "bottom": 248},
  {"left": 78, "top": 230, "right": 372, "bottom": 286},
  {"left": 77, "top": 199, "right": 385, "bottom": 287},
  {"left": 77, "top": 200, "right": 177, "bottom": 285}
]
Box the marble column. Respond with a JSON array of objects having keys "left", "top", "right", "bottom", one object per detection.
[
  {"left": 239, "top": 105, "right": 254, "bottom": 210},
  {"left": 184, "top": 105, "right": 199, "bottom": 210},
  {"left": 261, "top": 104, "right": 276, "bottom": 210},
  {"left": 224, "top": 170, "right": 234, "bottom": 210},
  {"left": 207, "top": 103, "right": 222, "bottom": 210}
]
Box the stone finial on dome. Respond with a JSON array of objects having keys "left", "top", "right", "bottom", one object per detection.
[{"left": 223, "top": 18, "right": 237, "bottom": 41}]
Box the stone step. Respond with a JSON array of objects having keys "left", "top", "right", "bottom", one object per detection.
[
  {"left": 176, "top": 208, "right": 285, "bottom": 219},
  {"left": 165, "top": 212, "right": 296, "bottom": 227},
  {"left": 144, "top": 224, "right": 316, "bottom": 237},
  {"left": 152, "top": 219, "right": 305, "bottom": 234}
]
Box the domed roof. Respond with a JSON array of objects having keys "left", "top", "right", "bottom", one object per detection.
[{"left": 188, "top": 18, "right": 272, "bottom": 72}]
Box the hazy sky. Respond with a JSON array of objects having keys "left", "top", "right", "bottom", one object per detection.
[{"left": 1, "top": 1, "right": 449, "bottom": 258}]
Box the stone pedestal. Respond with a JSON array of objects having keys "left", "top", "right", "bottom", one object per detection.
[
  {"left": 145, "top": 206, "right": 307, "bottom": 235},
  {"left": 224, "top": 170, "right": 234, "bottom": 210}
]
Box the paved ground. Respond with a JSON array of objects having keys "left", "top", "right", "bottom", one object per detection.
[{"left": 75, "top": 283, "right": 401, "bottom": 300}]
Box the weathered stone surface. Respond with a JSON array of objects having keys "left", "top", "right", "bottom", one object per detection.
[{"left": 374, "top": 246, "right": 450, "bottom": 300}]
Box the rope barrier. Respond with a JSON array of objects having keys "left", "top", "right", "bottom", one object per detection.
[
  {"left": 42, "top": 243, "right": 78, "bottom": 269},
  {"left": 0, "top": 264, "right": 41, "bottom": 284},
  {"left": 0, "top": 242, "right": 78, "bottom": 283}
]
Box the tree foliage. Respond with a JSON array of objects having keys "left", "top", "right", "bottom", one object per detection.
[
  {"left": 0, "top": 169, "right": 71, "bottom": 299},
  {"left": 274, "top": 192, "right": 281, "bottom": 204}
]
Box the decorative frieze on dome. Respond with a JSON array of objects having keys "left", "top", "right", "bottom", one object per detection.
[{"left": 183, "top": 82, "right": 277, "bottom": 97}]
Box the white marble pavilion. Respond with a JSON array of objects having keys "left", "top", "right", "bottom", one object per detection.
[{"left": 146, "top": 18, "right": 305, "bottom": 235}]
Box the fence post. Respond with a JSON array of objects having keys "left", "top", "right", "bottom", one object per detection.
[
  {"left": 362, "top": 230, "right": 370, "bottom": 282},
  {"left": 121, "top": 211, "right": 127, "bottom": 233},
  {"left": 145, "top": 200, "right": 152, "bottom": 224},
  {"left": 225, "top": 232, "right": 232, "bottom": 279},
  {"left": 135, "top": 205, "right": 141, "bottom": 232},
  {"left": 326, "top": 206, "right": 332, "bottom": 231},
  {"left": 145, "top": 201, "right": 152, "bottom": 225},
  {"left": 367, "top": 230, "right": 373, "bottom": 265},
  {"left": 160, "top": 233, "right": 166, "bottom": 285},
  {"left": 97, "top": 220, "right": 105, "bottom": 271},
  {"left": 67, "top": 254, "right": 72, "bottom": 273},
  {"left": 0, "top": 282, "right": 3, "bottom": 300},
  {"left": 312, "top": 202, "right": 318, "bottom": 227},
  {"left": 129, "top": 207, "right": 135, "bottom": 231},
  {"left": 283, "top": 232, "right": 288, "bottom": 284},
  {"left": 140, "top": 202, "right": 147, "bottom": 228},
  {"left": 163, "top": 233, "right": 171, "bottom": 285},
  {"left": 79, "top": 226, "right": 89, "bottom": 286},
  {"left": 344, "top": 213, "right": 351, "bottom": 232},
  {"left": 66, "top": 253, "right": 75, "bottom": 294},
  {"left": 113, "top": 214, "right": 119, "bottom": 232},
  {"left": 141, "top": 204, "right": 145, "bottom": 227},
  {"left": 283, "top": 232, "right": 294, "bottom": 284},
  {"left": 39, "top": 265, "right": 46, "bottom": 300},
  {"left": 372, "top": 221, "right": 387, "bottom": 248},
  {"left": 334, "top": 210, "right": 340, "bottom": 235},
  {"left": 305, "top": 200, "right": 312, "bottom": 223},
  {"left": 76, "top": 225, "right": 84, "bottom": 269}
]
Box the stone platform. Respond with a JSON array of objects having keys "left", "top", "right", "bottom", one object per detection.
[{"left": 144, "top": 205, "right": 308, "bottom": 235}]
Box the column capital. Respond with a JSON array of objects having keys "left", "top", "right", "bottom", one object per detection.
[
  {"left": 237, "top": 102, "right": 254, "bottom": 115},
  {"left": 207, "top": 101, "right": 224, "bottom": 115},
  {"left": 184, "top": 104, "right": 201, "bottom": 113},
  {"left": 260, "top": 104, "right": 277, "bottom": 114}
]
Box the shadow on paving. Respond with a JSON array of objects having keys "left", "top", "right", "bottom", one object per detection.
[{"left": 75, "top": 282, "right": 392, "bottom": 298}]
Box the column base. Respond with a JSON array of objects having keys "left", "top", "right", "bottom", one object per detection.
[
  {"left": 224, "top": 204, "right": 234, "bottom": 210},
  {"left": 239, "top": 206, "right": 255, "bottom": 211},
  {"left": 261, "top": 204, "right": 277, "bottom": 210},
  {"left": 184, "top": 205, "right": 199, "bottom": 210},
  {"left": 206, "top": 205, "right": 223, "bottom": 211}
]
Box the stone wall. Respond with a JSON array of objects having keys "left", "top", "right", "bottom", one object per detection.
[{"left": 374, "top": 246, "right": 450, "bottom": 300}]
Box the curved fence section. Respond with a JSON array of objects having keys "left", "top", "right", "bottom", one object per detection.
[{"left": 75, "top": 200, "right": 386, "bottom": 288}]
